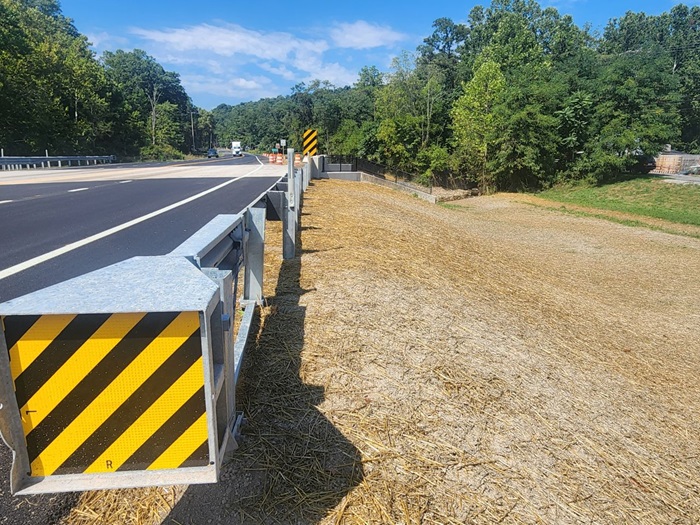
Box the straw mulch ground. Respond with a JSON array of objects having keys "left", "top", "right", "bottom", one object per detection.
[{"left": 63, "top": 179, "right": 700, "bottom": 524}]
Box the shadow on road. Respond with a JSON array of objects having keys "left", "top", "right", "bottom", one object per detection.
[{"left": 165, "top": 208, "right": 363, "bottom": 524}]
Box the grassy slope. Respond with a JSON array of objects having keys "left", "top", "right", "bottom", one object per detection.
[{"left": 537, "top": 177, "right": 700, "bottom": 227}]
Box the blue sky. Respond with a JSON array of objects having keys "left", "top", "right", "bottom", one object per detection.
[{"left": 60, "top": 0, "right": 695, "bottom": 109}]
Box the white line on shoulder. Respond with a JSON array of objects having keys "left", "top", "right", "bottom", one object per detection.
[{"left": 0, "top": 163, "right": 264, "bottom": 281}]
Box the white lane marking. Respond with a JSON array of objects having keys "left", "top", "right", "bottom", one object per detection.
[
  {"left": 68, "top": 187, "right": 89, "bottom": 193},
  {"left": 0, "top": 163, "right": 264, "bottom": 281},
  {"left": 119, "top": 180, "right": 132, "bottom": 184},
  {"left": 0, "top": 200, "right": 13, "bottom": 205}
]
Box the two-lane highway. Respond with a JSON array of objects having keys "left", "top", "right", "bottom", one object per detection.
[
  {"left": 0, "top": 153, "right": 285, "bottom": 524},
  {"left": 0, "top": 153, "right": 285, "bottom": 301}
]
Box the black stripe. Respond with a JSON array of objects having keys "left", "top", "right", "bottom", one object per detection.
[
  {"left": 179, "top": 440, "right": 209, "bottom": 469},
  {"left": 3, "top": 315, "right": 41, "bottom": 352},
  {"left": 303, "top": 142, "right": 318, "bottom": 153},
  {"left": 26, "top": 312, "right": 179, "bottom": 465},
  {"left": 118, "top": 386, "right": 206, "bottom": 472},
  {"left": 54, "top": 331, "right": 202, "bottom": 475},
  {"left": 14, "top": 314, "right": 111, "bottom": 409}
]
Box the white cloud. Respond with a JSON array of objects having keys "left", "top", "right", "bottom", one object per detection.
[
  {"left": 542, "top": 0, "right": 586, "bottom": 10},
  {"left": 181, "top": 74, "right": 278, "bottom": 99},
  {"left": 330, "top": 20, "right": 406, "bottom": 49},
  {"left": 302, "top": 62, "right": 359, "bottom": 87},
  {"left": 130, "top": 22, "right": 359, "bottom": 83},
  {"left": 116, "top": 20, "right": 397, "bottom": 106},
  {"left": 259, "top": 63, "right": 298, "bottom": 81},
  {"left": 130, "top": 23, "right": 329, "bottom": 65},
  {"left": 85, "top": 31, "right": 129, "bottom": 51}
]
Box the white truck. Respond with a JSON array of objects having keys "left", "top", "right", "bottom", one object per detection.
[{"left": 231, "top": 141, "right": 242, "bottom": 157}]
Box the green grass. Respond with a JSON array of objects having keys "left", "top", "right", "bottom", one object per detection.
[
  {"left": 538, "top": 177, "right": 700, "bottom": 227},
  {"left": 438, "top": 203, "right": 468, "bottom": 211}
]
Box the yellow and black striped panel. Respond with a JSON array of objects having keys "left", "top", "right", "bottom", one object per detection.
[
  {"left": 2, "top": 312, "right": 209, "bottom": 477},
  {"left": 302, "top": 129, "right": 318, "bottom": 156}
]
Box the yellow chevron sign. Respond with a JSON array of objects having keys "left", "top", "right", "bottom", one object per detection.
[
  {"left": 302, "top": 129, "right": 318, "bottom": 156},
  {"left": 4, "top": 312, "right": 208, "bottom": 477}
]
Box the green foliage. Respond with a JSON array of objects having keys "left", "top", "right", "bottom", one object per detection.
[
  {"left": 329, "top": 119, "right": 363, "bottom": 155},
  {"left": 102, "top": 49, "right": 192, "bottom": 153},
  {"left": 139, "top": 144, "right": 185, "bottom": 161},
  {"left": 539, "top": 178, "right": 700, "bottom": 227},
  {"left": 0, "top": 1, "right": 197, "bottom": 157},
  {"left": 212, "top": 0, "right": 689, "bottom": 193},
  {"left": 6, "top": 0, "right": 694, "bottom": 188},
  {"left": 416, "top": 144, "right": 450, "bottom": 186},
  {"left": 451, "top": 60, "right": 506, "bottom": 192},
  {"left": 0, "top": 0, "right": 111, "bottom": 154}
]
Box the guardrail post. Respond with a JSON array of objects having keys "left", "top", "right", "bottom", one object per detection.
[
  {"left": 283, "top": 150, "right": 297, "bottom": 260},
  {"left": 287, "top": 148, "right": 295, "bottom": 210},
  {"left": 244, "top": 201, "right": 266, "bottom": 304},
  {"left": 283, "top": 194, "right": 296, "bottom": 259}
]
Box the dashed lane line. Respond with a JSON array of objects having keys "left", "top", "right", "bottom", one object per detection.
[{"left": 0, "top": 160, "right": 265, "bottom": 281}]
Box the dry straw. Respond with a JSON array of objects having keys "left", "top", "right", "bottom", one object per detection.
[{"left": 64, "top": 180, "right": 700, "bottom": 524}]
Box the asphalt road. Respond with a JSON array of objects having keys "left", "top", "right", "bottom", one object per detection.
[
  {"left": 660, "top": 172, "right": 700, "bottom": 185},
  {"left": 0, "top": 153, "right": 285, "bottom": 524},
  {"left": 0, "top": 154, "right": 283, "bottom": 301}
]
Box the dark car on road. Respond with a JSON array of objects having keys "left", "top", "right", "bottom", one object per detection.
[
  {"left": 632, "top": 154, "right": 656, "bottom": 173},
  {"left": 207, "top": 148, "right": 219, "bottom": 158}
]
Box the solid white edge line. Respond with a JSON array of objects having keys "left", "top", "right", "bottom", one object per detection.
[
  {"left": 0, "top": 200, "right": 13, "bottom": 205},
  {"left": 0, "top": 162, "right": 266, "bottom": 281}
]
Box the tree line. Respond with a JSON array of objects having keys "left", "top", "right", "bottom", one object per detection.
[
  {"left": 0, "top": 0, "right": 214, "bottom": 159},
  {"left": 3, "top": 0, "right": 698, "bottom": 190},
  {"left": 214, "top": 0, "right": 700, "bottom": 190}
]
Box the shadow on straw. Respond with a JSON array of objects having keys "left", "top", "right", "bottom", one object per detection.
[{"left": 165, "top": 209, "right": 363, "bottom": 524}]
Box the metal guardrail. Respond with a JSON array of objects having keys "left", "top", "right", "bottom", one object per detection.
[
  {"left": 0, "top": 155, "right": 116, "bottom": 170},
  {"left": 0, "top": 153, "right": 308, "bottom": 495}
]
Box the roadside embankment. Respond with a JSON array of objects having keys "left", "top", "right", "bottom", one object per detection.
[{"left": 65, "top": 179, "right": 700, "bottom": 524}]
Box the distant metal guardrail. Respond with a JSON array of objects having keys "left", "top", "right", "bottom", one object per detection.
[
  {"left": 0, "top": 151, "right": 309, "bottom": 495},
  {"left": 0, "top": 155, "right": 116, "bottom": 170}
]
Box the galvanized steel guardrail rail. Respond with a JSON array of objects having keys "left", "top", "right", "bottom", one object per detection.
[
  {"left": 0, "top": 151, "right": 310, "bottom": 495},
  {"left": 0, "top": 155, "right": 116, "bottom": 170}
]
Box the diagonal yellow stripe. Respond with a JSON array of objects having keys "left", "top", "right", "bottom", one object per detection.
[
  {"left": 303, "top": 135, "right": 317, "bottom": 146},
  {"left": 20, "top": 313, "right": 145, "bottom": 434},
  {"left": 147, "top": 413, "right": 208, "bottom": 471},
  {"left": 31, "top": 311, "right": 200, "bottom": 476},
  {"left": 85, "top": 357, "right": 204, "bottom": 473},
  {"left": 9, "top": 315, "right": 76, "bottom": 381}
]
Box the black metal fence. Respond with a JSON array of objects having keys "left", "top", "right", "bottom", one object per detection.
[
  {"left": 323, "top": 156, "right": 432, "bottom": 194},
  {"left": 324, "top": 155, "right": 357, "bottom": 172}
]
